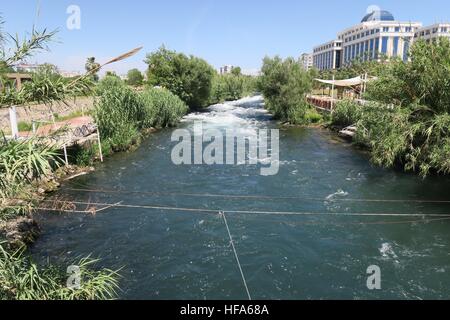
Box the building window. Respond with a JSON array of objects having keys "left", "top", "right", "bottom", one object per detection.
[
  {"left": 393, "top": 37, "right": 399, "bottom": 57},
  {"left": 403, "top": 39, "right": 410, "bottom": 62},
  {"left": 381, "top": 37, "right": 389, "bottom": 55},
  {"left": 395, "top": 27, "right": 401, "bottom": 32},
  {"left": 375, "top": 38, "right": 380, "bottom": 58},
  {"left": 383, "top": 27, "right": 390, "bottom": 32},
  {"left": 365, "top": 40, "right": 369, "bottom": 60},
  {"left": 369, "top": 39, "right": 374, "bottom": 60}
]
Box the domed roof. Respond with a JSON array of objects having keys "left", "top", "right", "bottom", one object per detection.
[{"left": 361, "top": 10, "right": 395, "bottom": 22}]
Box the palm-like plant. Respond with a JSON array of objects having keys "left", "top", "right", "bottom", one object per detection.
[
  {"left": 0, "top": 139, "right": 62, "bottom": 190},
  {"left": 0, "top": 243, "right": 121, "bottom": 300}
]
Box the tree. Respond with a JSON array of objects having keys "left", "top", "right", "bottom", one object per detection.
[
  {"left": 231, "top": 66, "right": 242, "bottom": 76},
  {"left": 85, "top": 57, "right": 100, "bottom": 82},
  {"left": 145, "top": 46, "right": 215, "bottom": 109},
  {"left": 258, "top": 56, "right": 314, "bottom": 124},
  {"left": 126, "top": 68, "right": 144, "bottom": 86},
  {"left": 355, "top": 38, "right": 450, "bottom": 177}
]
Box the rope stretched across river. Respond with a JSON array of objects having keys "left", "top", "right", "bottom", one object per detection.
[
  {"left": 63, "top": 185, "right": 450, "bottom": 204},
  {"left": 6, "top": 198, "right": 450, "bottom": 219}
]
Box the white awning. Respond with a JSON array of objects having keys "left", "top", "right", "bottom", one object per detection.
[{"left": 314, "top": 76, "right": 376, "bottom": 87}]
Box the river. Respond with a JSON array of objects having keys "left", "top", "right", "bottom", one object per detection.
[{"left": 31, "top": 96, "right": 450, "bottom": 300}]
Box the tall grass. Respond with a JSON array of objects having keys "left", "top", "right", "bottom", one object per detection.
[
  {"left": 94, "top": 78, "right": 188, "bottom": 151},
  {"left": 330, "top": 100, "right": 363, "bottom": 127},
  {"left": 0, "top": 243, "right": 120, "bottom": 300},
  {"left": 0, "top": 139, "right": 62, "bottom": 220},
  {"left": 93, "top": 79, "right": 145, "bottom": 151},
  {"left": 141, "top": 87, "right": 188, "bottom": 128}
]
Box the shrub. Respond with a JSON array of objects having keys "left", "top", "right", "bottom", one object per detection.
[
  {"left": 209, "top": 74, "right": 258, "bottom": 104},
  {"left": 145, "top": 46, "right": 215, "bottom": 109},
  {"left": 95, "top": 75, "right": 125, "bottom": 96},
  {"left": 258, "top": 56, "right": 313, "bottom": 124},
  {"left": 126, "top": 69, "right": 144, "bottom": 86},
  {"left": 0, "top": 244, "right": 120, "bottom": 300},
  {"left": 331, "top": 100, "right": 363, "bottom": 127},
  {"left": 0, "top": 139, "right": 62, "bottom": 189},
  {"left": 305, "top": 109, "right": 323, "bottom": 124},
  {"left": 17, "top": 121, "right": 32, "bottom": 132},
  {"left": 141, "top": 87, "right": 188, "bottom": 129},
  {"left": 94, "top": 80, "right": 144, "bottom": 151},
  {"left": 358, "top": 38, "right": 450, "bottom": 177}
]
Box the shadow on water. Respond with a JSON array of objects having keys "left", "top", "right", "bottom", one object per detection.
[{"left": 32, "top": 96, "right": 450, "bottom": 300}]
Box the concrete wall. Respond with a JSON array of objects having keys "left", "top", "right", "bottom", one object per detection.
[{"left": 0, "top": 96, "right": 95, "bottom": 131}]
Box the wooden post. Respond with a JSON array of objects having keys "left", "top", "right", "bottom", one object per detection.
[
  {"left": 63, "top": 144, "right": 69, "bottom": 166},
  {"left": 97, "top": 131, "right": 104, "bottom": 163},
  {"left": 9, "top": 106, "right": 19, "bottom": 139},
  {"left": 331, "top": 75, "right": 335, "bottom": 111}
]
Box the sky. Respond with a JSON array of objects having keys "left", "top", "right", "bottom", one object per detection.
[{"left": 1, "top": 0, "right": 450, "bottom": 75}]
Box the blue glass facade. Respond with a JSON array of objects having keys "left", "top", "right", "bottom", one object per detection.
[
  {"left": 393, "top": 37, "right": 399, "bottom": 56},
  {"left": 381, "top": 37, "right": 389, "bottom": 54}
]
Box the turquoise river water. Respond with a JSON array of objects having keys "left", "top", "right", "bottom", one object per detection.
[{"left": 31, "top": 96, "right": 450, "bottom": 299}]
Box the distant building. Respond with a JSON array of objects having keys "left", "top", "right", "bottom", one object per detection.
[
  {"left": 15, "top": 63, "right": 41, "bottom": 73},
  {"left": 300, "top": 53, "right": 313, "bottom": 70},
  {"left": 219, "top": 65, "right": 235, "bottom": 75},
  {"left": 339, "top": 10, "right": 421, "bottom": 66},
  {"left": 313, "top": 40, "right": 342, "bottom": 71},
  {"left": 60, "top": 71, "right": 82, "bottom": 78},
  {"left": 311, "top": 9, "right": 423, "bottom": 70},
  {"left": 415, "top": 23, "right": 450, "bottom": 42}
]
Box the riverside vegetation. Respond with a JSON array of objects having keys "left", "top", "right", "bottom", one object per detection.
[
  {"left": 258, "top": 56, "right": 323, "bottom": 125},
  {"left": 0, "top": 21, "right": 257, "bottom": 299},
  {"left": 2, "top": 9, "right": 450, "bottom": 299},
  {"left": 0, "top": 13, "right": 124, "bottom": 299},
  {"left": 330, "top": 38, "right": 450, "bottom": 177}
]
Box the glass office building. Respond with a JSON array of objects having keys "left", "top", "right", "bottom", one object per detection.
[
  {"left": 312, "top": 40, "right": 342, "bottom": 71},
  {"left": 313, "top": 9, "right": 422, "bottom": 70}
]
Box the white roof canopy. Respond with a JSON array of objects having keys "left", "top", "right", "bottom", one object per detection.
[{"left": 314, "top": 76, "right": 376, "bottom": 87}]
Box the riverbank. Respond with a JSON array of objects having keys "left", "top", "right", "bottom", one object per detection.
[{"left": 0, "top": 96, "right": 95, "bottom": 134}]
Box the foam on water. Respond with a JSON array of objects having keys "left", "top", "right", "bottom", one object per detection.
[{"left": 182, "top": 95, "right": 271, "bottom": 131}]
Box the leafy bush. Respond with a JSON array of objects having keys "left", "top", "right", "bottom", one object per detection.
[
  {"left": 141, "top": 87, "right": 188, "bottom": 128},
  {"left": 355, "top": 104, "right": 450, "bottom": 177},
  {"left": 0, "top": 139, "right": 62, "bottom": 189},
  {"left": 126, "top": 69, "right": 144, "bottom": 86},
  {"left": 0, "top": 244, "right": 120, "bottom": 300},
  {"left": 94, "top": 80, "right": 144, "bottom": 151},
  {"left": 358, "top": 38, "right": 450, "bottom": 177},
  {"left": 366, "top": 38, "right": 450, "bottom": 112},
  {"left": 145, "top": 46, "right": 215, "bottom": 109},
  {"left": 17, "top": 121, "right": 32, "bottom": 132},
  {"left": 258, "top": 56, "right": 314, "bottom": 124},
  {"left": 305, "top": 109, "right": 323, "bottom": 124},
  {"left": 95, "top": 75, "right": 125, "bottom": 96},
  {"left": 331, "top": 100, "right": 363, "bottom": 127},
  {"left": 95, "top": 79, "right": 188, "bottom": 151},
  {"left": 210, "top": 74, "right": 258, "bottom": 104}
]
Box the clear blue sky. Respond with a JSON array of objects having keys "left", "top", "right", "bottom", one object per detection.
[{"left": 1, "top": 0, "right": 450, "bottom": 75}]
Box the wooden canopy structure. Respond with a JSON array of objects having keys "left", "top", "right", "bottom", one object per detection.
[{"left": 4, "top": 73, "right": 32, "bottom": 90}]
